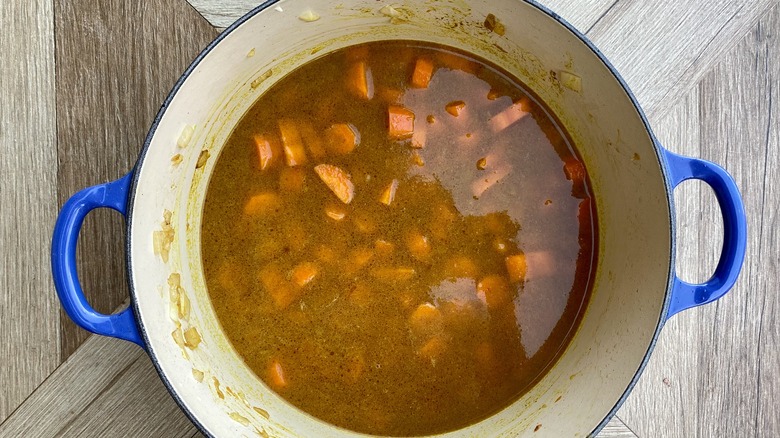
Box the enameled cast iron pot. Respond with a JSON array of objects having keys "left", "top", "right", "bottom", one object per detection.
[{"left": 51, "top": 1, "right": 747, "bottom": 436}]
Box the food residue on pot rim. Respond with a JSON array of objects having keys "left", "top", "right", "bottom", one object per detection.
[
  {"left": 177, "top": 124, "right": 194, "bottom": 148},
  {"left": 251, "top": 69, "right": 274, "bottom": 89},
  {"left": 170, "top": 153, "right": 183, "bottom": 165},
  {"left": 534, "top": 424, "right": 542, "bottom": 432},
  {"left": 559, "top": 70, "right": 582, "bottom": 92},
  {"left": 247, "top": 48, "right": 256, "bottom": 58},
  {"left": 196, "top": 149, "right": 210, "bottom": 169},
  {"left": 192, "top": 368, "right": 205, "bottom": 382},
  {"left": 298, "top": 9, "right": 320, "bottom": 22},
  {"left": 152, "top": 210, "right": 174, "bottom": 263},
  {"left": 484, "top": 13, "right": 506, "bottom": 36}
]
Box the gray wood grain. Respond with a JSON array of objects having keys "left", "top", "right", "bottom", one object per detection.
[
  {"left": 0, "top": 335, "right": 198, "bottom": 438},
  {"left": 618, "top": 4, "right": 780, "bottom": 437},
  {"left": 587, "top": 0, "right": 779, "bottom": 124},
  {"left": 0, "top": 0, "right": 60, "bottom": 423},
  {"left": 599, "top": 417, "right": 638, "bottom": 438},
  {"left": 187, "top": 0, "right": 617, "bottom": 32},
  {"left": 54, "top": 0, "right": 219, "bottom": 359}
]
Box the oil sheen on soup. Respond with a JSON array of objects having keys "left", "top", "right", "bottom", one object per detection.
[{"left": 202, "top": 41, "right": 596, "bottom": 436}]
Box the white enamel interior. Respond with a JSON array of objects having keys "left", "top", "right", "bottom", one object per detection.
[{"left": 128, "top": 0, "right": 673, "bottom": 436}]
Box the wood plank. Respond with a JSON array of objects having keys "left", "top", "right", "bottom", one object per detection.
[
  {"left": 186, "top": 0, "right": 616, "bottom": 32},
  {"left": 618, "top": 4, "right": 780, "bottom": 437},
  {"left": 598, "top": 417, "right": 638, "bottom": 438},
  {"left": 0, "top": 335, "right": 198, "bottom": 437},
  {"left": 0, "top": 0, "right": 60, "bottom": 423},
  {"left": 54, "top": 0, "right": 219, "bottom": 359},
  {"left": 586, "top": 0, "right": 778, "bottom": 124}
]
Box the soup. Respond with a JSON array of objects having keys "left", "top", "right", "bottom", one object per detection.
[{"left": 202, "top": 41, "right": 596, "bottom": 436}]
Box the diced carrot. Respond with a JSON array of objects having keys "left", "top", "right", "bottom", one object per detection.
[
  {"left": 477, "top": 275, "right": 512, "bottom": 310},
  {"left": 349, "top": 282, "right": 372, "bottom": 308},
  {"left": 268, "top": 360, "right": 288, "bottom": 389},
  {"left": 352, "top": 212, "right": 376, "bottom": 234},
  {"left": 406, "top": 230, "right": 431, "bottom": 261},
  {"left": 291, "top": 262, "right": 318, "bottom": 287},
  {"left": 278, "top": 119, "right": 307, "bottom": 166},
  {"left": 435, "top": 51, "right": 478, "bottom": 74},
  {"left": 475, "top": 342, "right": 497, "bottom": 373},
  {"left": 345, "top": 247, "right": 374, "bottom": 275},
  {"left": 374, "top": 239, "right": 394, "bottom": 257},
  {"left": 564, "top": 158, "right": 587, "bottom": 198},
  {"left": 411, "top": 125, "right": 427, "bottom": 149},
  {"left": 371, "top": 267, "right": 416, "bottom": 282},
  {"left": 344, "top": 351, "right": 366, "bottom": 383},
  {"left": 487, "top": 89, "right": 501, "bottom": 100},
  {"left": 346, "top": 61, "right": 374, "bottom": 100},
  {"left": 505, "top": 254, "right": 527, "bottom": 283},
  {"left": 417, "top": 335, "right": 446, "bottom": 364},
  {"left": 325, "top": 204, "right": 346, "bottom": 221},
  {"left": 471, "top": 164, "right": 512, "bottom": 198},
  {"left": 253, "top": 134, "right": 280, "bottom": 170},
  {"left": 379, "top": 179, "right": 399, "bottom": 206},
  {"left": 279, "top": 167, "right": 306, "bottom": 192},
  {"left": 445, "top": 100, "right": 466, "bottom": 117},
  {"left": 409, "top": 303, "right": 443, "bottom": 336},
  {"left": 445, "top": 255, "right": 478, "bottom": 278},
  {"left": 260, "top": 264, "right": 303, "bottom": 310},
  {"left": 490, "top": 97, "right": 532, "bottom": 132},
  {"left": 324, "top": 123, "right": 360, "bottom": 155},
  {"left": 346, "top": 45, "right": 369, "bottom": 62},
  {"left": 298, "top": 121, "right": 326, "bottom": 160},
  {"left": 314, "top": 164, "right": 355, "bottom": 204},
  {"left": 244, "top": 192, "right": 281, "bottom": 216},
  {"left": 411, "top": 57, "right": 434, "bottom": 88},
  {"left": 526, "top": 251, "right": 556, "bottom": 280},
  {"left": 388, "top": 105, "right": 415, "bottom": 139}
]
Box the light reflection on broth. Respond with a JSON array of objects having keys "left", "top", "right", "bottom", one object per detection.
[{"left": 201, "top": 41, "right": 596, "bottom": 436}]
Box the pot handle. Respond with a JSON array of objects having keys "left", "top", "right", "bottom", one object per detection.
[
  {"left": 663, "top": 150, "right": 747, "bottom": 319},
  {"left": 51, "top": 173, "right": 145, "bottom": 348}
]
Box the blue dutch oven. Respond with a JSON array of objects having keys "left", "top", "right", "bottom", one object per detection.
[{"left": 52, "top": 0, "right": 747, "bottom": 436}]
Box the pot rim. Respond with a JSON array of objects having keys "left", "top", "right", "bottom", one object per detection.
[{"left": 125, "top": 1, "right": 675, "bottom": 436}]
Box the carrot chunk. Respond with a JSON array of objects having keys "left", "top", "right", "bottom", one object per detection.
[
  {"left": 314, "top": 164, "right": 355, "bottom": 204},
  {"left": 291, "top": 262, "right": 318, "bottom": 287},
  {"left": 564, "top": 158, "right": 587, "bottom": 198},
  {"left": 325, "top": 204, "right": 346, "bottom": 221},
  {"left": 253, "top": 134, "right": 280, "bottom": 170},
  {"left": 445, "top": 255, "right": 478, "bottom": 278},
  {"left": 260, "top": 264, "right": 303, "bottom": 310},
  {"left": 374, "top": 239, "right": 394, "bottom": 257},
  {"left": 344, "top": 351, "right": 366, "bottom": 383},
  {"left": 445, "top": 100, "right": 466, "bottom": 117},
  {"left": 325, "top": 123, "right": 360, "bottom": 155},
  {"left": 347, "top": 61, "right": 374, "bottom": 99},
  {"left": 279, "top": 167, "right": 306, "bottom": 192},
  {"left": 244, "top": 192, "right": 280, "bottom": 215},
  {"left": 406, "top": 230, "right": 431, "bottom": 261},
  {"left": 505, "top": 254, "right": 527, "bottom": 283},
  {"left": 298, "top": 121, "right": 327, "bottom": 160},
  {"left": 411, "top": 57, "right": 434, "bottom": 88},
  {"left": 477, "top": 275, "right": 512, "bottom": 310},
  {"left": 490, "top": 97, "right": 532, "bottom": 132},
  {"left": 409, "top": 303, "right": 443, "bottom": 336},
  {"left": 268, "top": 360, "right": 288, "bottom": 389},
  {"left": 379, "top": 179, "right": 399, "bottom": 205},
  {"left": 418, "top": 335, "right": 447, "bottom": 364},
  {"left": 278, "top": 120, "right": 307, "bottom": 166},
  {"left": 388, "top": 105, "right": 415, "bottom": 139}
]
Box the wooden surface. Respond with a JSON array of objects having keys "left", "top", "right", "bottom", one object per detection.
[{"left": 1, "top": 0, "right": 777, "bottom": 436}]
